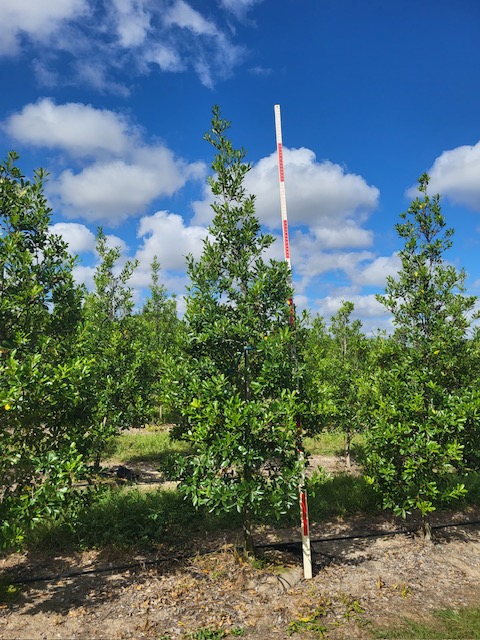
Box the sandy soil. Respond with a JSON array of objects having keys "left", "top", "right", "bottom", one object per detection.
[{"left": 2, "top": 457, "right": 480, "bottom": 639}]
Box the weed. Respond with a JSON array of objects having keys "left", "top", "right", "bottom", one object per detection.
[
  {"left": 340, "top": 593, "right": 365, "bottom": 621},
  {"left": 0, "top": 580, "right": 21, "bottom": 603},
  {"left": 184, "top": 627, "right": 226, "bottom": 639},
  {"left": 230, "top": 628, "right": 245, "bottom": 636},
  {"left": 288, "top": 598, "right": 332, "bottom": 637}
]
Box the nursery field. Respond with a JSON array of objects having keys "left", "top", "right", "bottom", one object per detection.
[{"left": 2, "top": 429, "right": 480, "bottom": 639}]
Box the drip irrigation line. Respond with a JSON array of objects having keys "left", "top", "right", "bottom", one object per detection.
[
  {"left": 5, "top": 556, "right": 180, "bottom": 586},
  {"left": 4, "top": 518, "right": 480, "bottom": 586},
  {"left": 252, "top": 518, "right": 480, "bottom": 550}
]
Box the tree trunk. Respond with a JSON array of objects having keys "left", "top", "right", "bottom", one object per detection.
[
  {"left": 242, "top": 505, "right": 254, "bottom": 555},
  {"left": 345, "top": 434, "right": 351, "bottom": 469}
]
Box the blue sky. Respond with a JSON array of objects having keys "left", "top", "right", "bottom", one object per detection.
[{"left": 1, "top": 0, "right": 480, "bottom": 332}]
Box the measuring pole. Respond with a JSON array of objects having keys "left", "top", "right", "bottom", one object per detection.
[{"left": 274, "top": 104, "right": 313, "bottom": 580}]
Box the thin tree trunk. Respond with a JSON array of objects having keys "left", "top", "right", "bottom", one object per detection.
[
  {"left": 344, "top": 433, "right": 352, "bottom": 468},
  {"left": 242, "top": 505, "right": 254, "bottom": 555}
]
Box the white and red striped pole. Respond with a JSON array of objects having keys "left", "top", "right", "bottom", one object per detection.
[{"left": 274, "top": 104, "right": 313, "bottom": 580}]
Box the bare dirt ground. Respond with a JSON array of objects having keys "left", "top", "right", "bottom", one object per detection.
[{"left": 2, "top": 456, "right": 480, "bottom": 639}]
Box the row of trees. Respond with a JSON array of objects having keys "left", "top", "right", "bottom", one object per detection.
[
  {"left": 2, "top": 108, "right": 480, "bottom": 550},
  {"left": 0, "top": 152, "right": 181, "bottom": 548}
]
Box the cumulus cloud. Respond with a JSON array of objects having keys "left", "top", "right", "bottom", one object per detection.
[
  {"left": 49, "top": 221, "right": 127, "bottom": 256},
  {"left": 1, "top": 0, "right": 248, "bottom": 90},
  {"left": 193, "top": 147, "right": 379, "bottom": 234},
  {"left": 191, "top": 145, "right": 381, "bottom": 312},
  {"left": 317, "top": 294, "right": 385, "bottom": 319},
  {"left": 4, "top": 98, "right": 133, "bottom": 157},
  {"left": 134, "top": 210, "right": 208, "bottom": 272},
  {"left": 53, "top": 150, "right": 203, "bottom": 224},
  {"left": 49, "top": 222, "right": 96, "bottom": 255},
  {"left": 0, "top": 0, "right": 87, "bottom": 56},
  {"left": 246, "top": 148, "right": 379, "bottom": 228},
  {"left": 4, "top": 99, "right": 206, "bottom": 225},
  {"left": 408, "top": 141, "right": 480, "bottom": 211},
  {"left": 351, "top": 253, "right": 401, "bottom": 287}
]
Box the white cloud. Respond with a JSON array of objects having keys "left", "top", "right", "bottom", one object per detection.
[
  {"left": 145, "top": 44, "right": 185, "bottom": 72},
  {"left": 351, "top": 253, "right": 401, "bottom": 287},
  {"left": 135, "top": 210, "right": 208, "bottom": 272},
  {"left": 317, "top": 294, "right": 385, "bottom": 319},
  {"left": 72, "top": 264, "right": 96, "bottom": 290},
  {"left": 0, "top": 0, "right": 87, "bottom": 56},
  {"left": 1, "top": 0, "right": 251, "bottom": 90},
  {"left": 156, "top": 0, "right": 245, "bottom": 88},
  {"left": 49, "top": 222, "right": 96, "bottom": 255},
  {"left": 295, "top": 245, "right": 375, "bottom": 281},
  {"left": 309, "top": 224, "right": 373, "bottom": 250},
  {"left": 408, "top": 141, "right": 480, "bottom": 211},
  {"left": 245, "top": 148, "right": 379, "bottom": 228},
  {"left": 219, "top": 0, "right": 263, "bottom": 19},
  {"left": 4, "top": 98, "right": 132, "bottom": 157},
  {"left": 164, "top": 0, "right": 217, "bottom": 36},
  {"left": 111, "top": 0, "right": 151, "bottom": 48},
  {"left": 313, "top": 293, "right": 391, "bottom": 335},
  {"left": 4, "top": 99, "right": 206, "bottom": 225},
  {"left": 192, "top": 147, "right": 380, "bottom": 234},
  {"left": 53, "top": 151, "right": 203, "bottom": 224}
]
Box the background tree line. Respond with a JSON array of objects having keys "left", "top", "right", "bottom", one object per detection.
[{"left": 1, "top": 107, "right": 480, "bottom": 551}]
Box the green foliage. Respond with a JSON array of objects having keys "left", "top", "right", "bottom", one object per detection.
[
  {"left": 305, "top": 303, "right": 369, "bottom": 464},
  {"left": 168, "top": 106, "right": 305, "bottom": 544},
  {"left": 0, "top": 152, "right": 89, "bottom": 549},
  {"left": 78, "top": 233, "right": 174, "bottom": 465},
  {"left": 365, "top": 174, "right": 479, "bottom": 519},
  {"left": 28, "top": 484, "right": 243, "bottom": 550}
]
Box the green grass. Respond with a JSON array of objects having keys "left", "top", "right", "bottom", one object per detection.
[
  {"left": 304, "top": 431, "right": 366, "bottom": 460},
  {"left": 104, "top": 429, "right": 191, "bottom": 466},
  {"left": 373, "top": 606, "right": 480, "bottom": 639},
  {"left": 307, "top": 472, "right": 380, "bottom": 520},
  {"left": 29, "top": 485, "right": 243, "bottom": 551}
]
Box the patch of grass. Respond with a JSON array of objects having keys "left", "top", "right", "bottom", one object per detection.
[
  {"left": 373, "top": 606, "right": 480, "bottom": 639},
  {"left": 307, "top": 472, "right": 381, "bottom": 520},
  {"left": 28, "top": 485, "right": 243, "bottom": 551},
  {"left": 304, "top": 431, "right": 366, "bottom": 461},
  {"left": 104, "top": 430, "right": 191, "bottom": 468}
]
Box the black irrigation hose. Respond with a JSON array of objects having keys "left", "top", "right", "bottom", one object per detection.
[
  {"left": 4, "top": 556, "right": 181, "bottom": 586},
  {"left": 256, "top": 518, "right": 480, "bottom": 550},
  {"left": 4, "top": 518, "right": 480, "bottom": 586}
]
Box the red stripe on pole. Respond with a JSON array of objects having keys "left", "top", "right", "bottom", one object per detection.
[
  {"left": 277, "top": 143, "right": 284, "bottom": 182},
  {"left": 301, "top": 491, "right": 309, "bottom": 537},
  {"left": 283, "top": 219, "right": 290, "bottom": 259}
]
